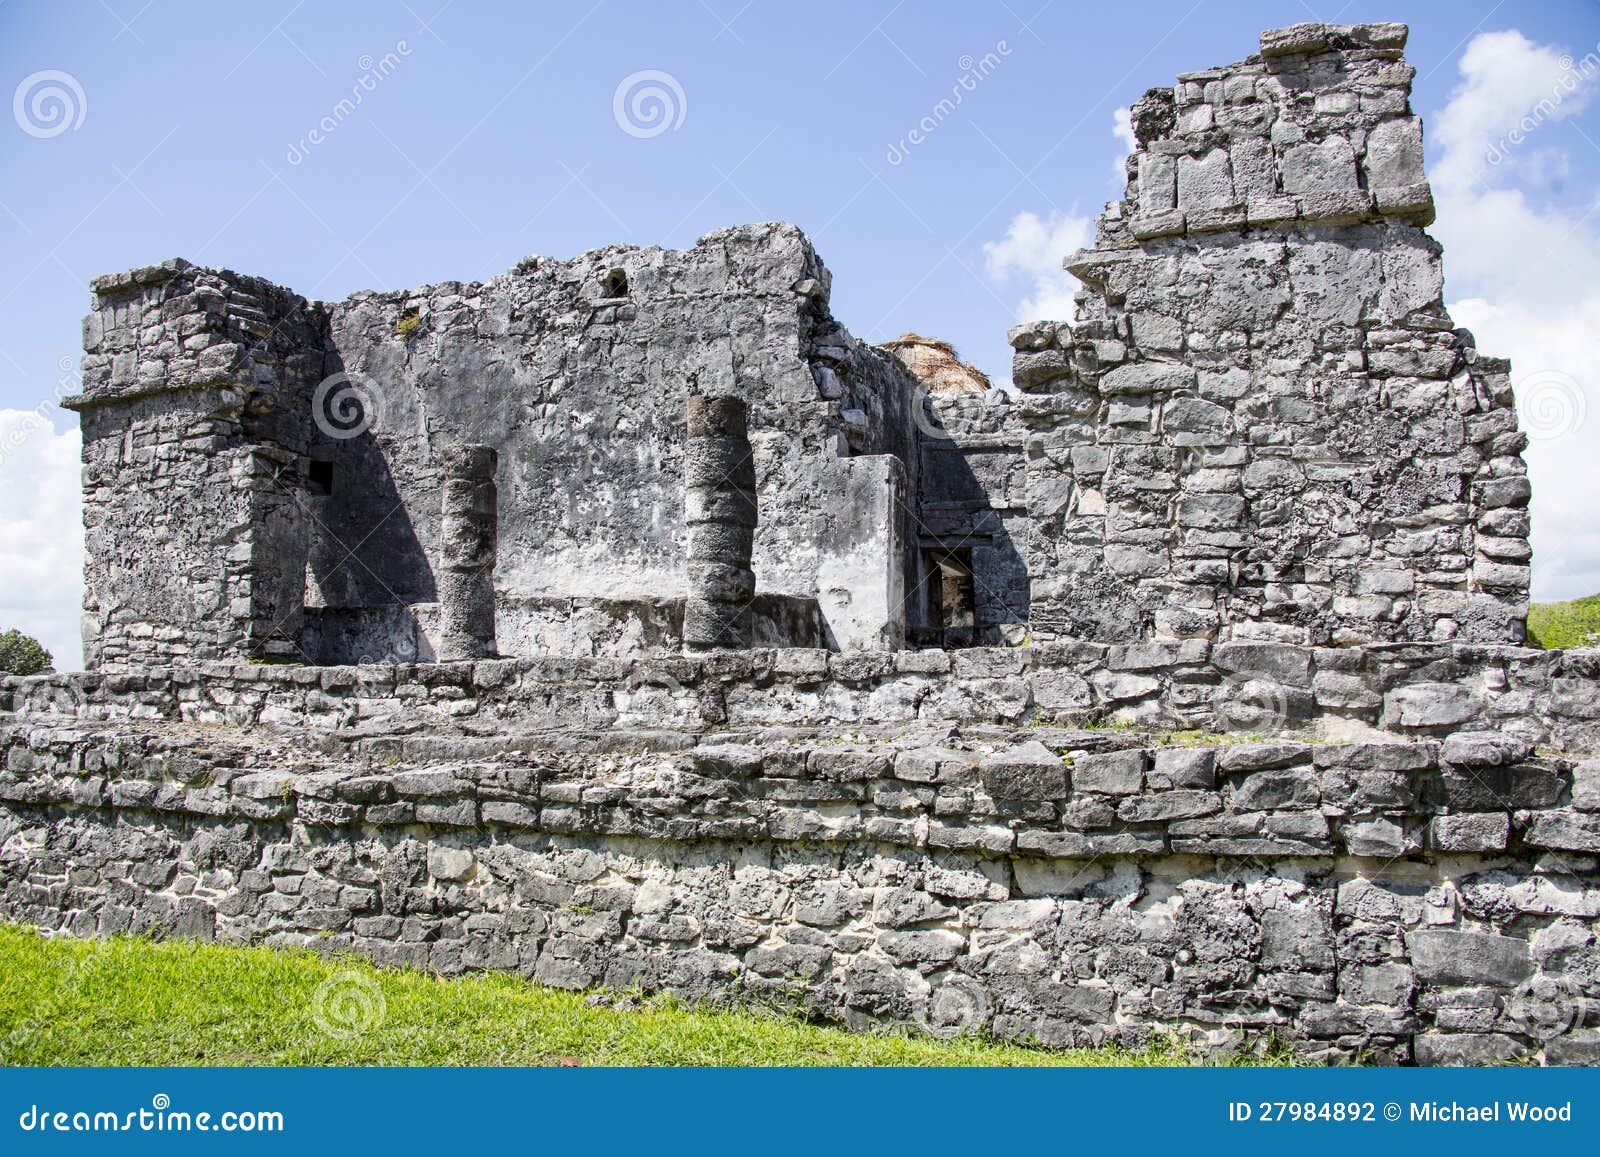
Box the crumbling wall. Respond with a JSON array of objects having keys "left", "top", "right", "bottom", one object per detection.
[
  {"left": 2, "top": 717, "right": 1597, "bottom": 1064},
  {"left": 69, "top": 228, "right": 926, "bottom": 667},
  {"left": 69, "top": 261, "right": 325, "bottom": 668},
  {"left": 1017, "top": 22, "right": 1529, "bottom": 649},
  {"left": 315, "top": 223, "right": 921, "bottom": 655}
]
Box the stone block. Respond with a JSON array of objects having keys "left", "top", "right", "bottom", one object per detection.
[
  {"left": 1230, "top": 767, "right": 1320, "bottom": 810},
  {"left": 1032, "top": 669, "right": 1093, "bottom": 711},
  {"left": 427, "top": 846, "right": 475, "bottom": 881},
  {"left": 1363, "top": 118, "right": 1426, "bottom": 188},
  {"left": 1217, "top": 742, "right": 1312, "bottom": 772},
  {"left": 1521, "top": 809, "right": 1600, "bottom": 853},
  {"left": 1342, "top": 817, "right": 1412, "bottom": 857},
  {"left": 1116, "top": 789, "right": 1220, "bottom": 822},
  {"left": 1071, "top": 749, "right": 1144, "bottom": 795},
  {"left": 1575, "top": 760, "right": 1600, "bottom": 811},
  {"left": 1430, "top": 812, "right": 1509, "bottom": 853},
  {"left": 1213, "top": 642, "right": 1312, "bottom": 687},
  {"left": 1478, "top": 476, "right": 1531, "bottom": 509},
  {"left": 979, "top": 741, "right": 1068, "bottom": 800},
  {"left": 1413, "top": 1033, "right": 1524, "bottom": 1066},
  {"left": 1150, "top": 747, "right": 1216, "bottom": 789},
  {"left": 1138, "top": 152, "right": 1177, "bottom": 212},
  {"left": 1281, "top": 137, "right": 1358, "bottom": 195},
  {"left": 1385, "top": 683, "right": 1481, "bottom": 728},
  {"left": 1408, "top": 929, "right": 1532, "bottom": 987},
  {"left": 1177, "top": 149, "right": 1235, "bottom": 210},
  {"left": 1098, "top": 361, "right": 1196, "bottom": 396},
  {"left": 1441, "top": 731, "right": 1533, "bottom": 768},
  {"left": 1260, "top": 23, "right": 1329, "bottom": 57},
  {"left": 1129, "top": 209, "right": 1186, "bottom": 240}
]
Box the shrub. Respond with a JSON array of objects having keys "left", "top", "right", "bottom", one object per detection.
[
  {"left": 0, "top": 628, "right": 52, "bottom": 675},
  {"left": 1527, "top": 593, "right": 1600, "bottom": 650}
]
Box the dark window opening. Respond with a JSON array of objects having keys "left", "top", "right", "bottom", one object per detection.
[
  {"left": 601, "top": 268, "right": 629, "bottom": 298},
  {"left": 924, "top": 548, "right": 976, "bottom": 648},
  {"left": 308, "top": 459, "right": 334, "bottom": 496}
]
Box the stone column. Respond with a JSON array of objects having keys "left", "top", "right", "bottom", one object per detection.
[
  {"left": 437, "top": 444, "right": 498, "bottom": 660},
  {"left": 683, "top": 395, "right": 756, "bottom": 650}
]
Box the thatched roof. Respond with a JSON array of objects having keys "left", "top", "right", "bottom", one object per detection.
[{"left": 879, "top": 333, "right": 991, "bottom": 395}]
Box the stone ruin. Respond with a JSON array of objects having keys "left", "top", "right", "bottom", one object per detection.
[{"left": 2, "top": 23, "right": 1597, "bottom": 1064}]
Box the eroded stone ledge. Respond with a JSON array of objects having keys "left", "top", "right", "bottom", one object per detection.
[{"left": 5, "top": 642, "right": 1598, "bottom": 751}]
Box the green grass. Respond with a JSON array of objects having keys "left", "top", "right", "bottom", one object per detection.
[
  {"left": 0, "top": 926, "right": 1282, "bottom": 1067},
  {"left": 1528, "top": 592, "right": 1600, "bottom": 650}
]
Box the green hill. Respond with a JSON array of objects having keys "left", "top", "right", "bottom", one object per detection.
[{"left": 1528, "top": 592, "right": 1600, "bottom": 650}]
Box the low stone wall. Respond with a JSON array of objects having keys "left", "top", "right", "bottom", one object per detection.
[
  {"left": 5, "top": 641, "right": 1599, "bottom": 750},
  {"left": 1, "top": 718, "right": 1596, "bottom": 1063}
]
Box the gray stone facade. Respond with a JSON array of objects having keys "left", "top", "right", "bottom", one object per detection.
[
  {"left": 1015, "top": 21, "right": 1528, "bottom": 649},
  {"left": 9, "top": 22, "right": 1593, "bottom": 1065},
  {"left": 67, "top": 22, "right": 1525, "bottom": 672},
  {"left": 2, "top": 681, "right": 1598, "bottom": 1063},
  {"left": 71, "top": 226, "right": 943, "bottom": 668}
]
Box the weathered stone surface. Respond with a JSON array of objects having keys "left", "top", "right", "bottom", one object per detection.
[
  {"left": 1441, "top": 731, "right": 1533, "bottom": 768},
  {"left": 3, "top": 710, "right": 1599, "bottom": 1065},
  {"left": 1430, "top": 812, "right": 1509, "bottom": 853},
  {"left": 6, "top": 21, "right": 1585, "bottom": 1072},
  {"left": 1071, "top": 749, "right": 1145, "bottom": 795},
  {"left": 979, "top": 741, "right": 1067, "bottom": 800},
  {"left": 1408, "top": 930, "right": 1533, "bottom": 987},
  {"left": 1017, "top": 21, "right": 1521, "bottom": 652},
  {"left": 1386, "top": 684, "right": 1481, "bottom": 728}
]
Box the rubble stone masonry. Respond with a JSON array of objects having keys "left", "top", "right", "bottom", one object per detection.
[
  {"left": 6, "top": 23, "right": 1590, "bottom": 1067},
  {"left": 1015, "top": 22, "right": 1529, "bottom": 648}
]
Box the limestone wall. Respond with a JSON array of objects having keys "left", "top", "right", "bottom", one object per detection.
[
  {"left": 69, "top": 262, "right": 327, "bottom": 669},
  {"left": 5, "top": 642, "right": 1599, "bottom": 751},
  {"left": 69, "top": 228, "right": 926, "bottom": 669},
  {"left": 2, "top": 715, "right": 1596, "bottom": 1063},
  {"left": 314, "top": 223, "right": 923, "bottom": 653},
  {"left": 1017, "top": 22, "right": 1529, "bottom": 649}
]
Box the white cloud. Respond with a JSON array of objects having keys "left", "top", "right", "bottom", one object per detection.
[
  {"left": 1431, "top": 30, "right": 1595, "bottom": 193},
  {"left": 982, "top": 208, "right": 1093, "bottom": 322},
  {"left": 1112, "top": 105, "right": 1136, "bottom": 181},
  {"left": 0, "top": 411, "right": 83, "bottom": 671},
  {"left": 981, "top": 110, "right": 1127, "bottom": 341},
  {"left": 1430, "top": 30, "right": 1600, "bottom": 601}
]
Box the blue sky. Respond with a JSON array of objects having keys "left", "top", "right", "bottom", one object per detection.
[{"left": 3, "top": 0, "right": 1599, "bottom": 667}]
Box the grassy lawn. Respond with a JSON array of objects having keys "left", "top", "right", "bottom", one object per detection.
[
  {"left": 1528, "top": 592, "right": 1600, "bottom": 650},
  {"left": 0, "top": 925, "right": 1263, "bottom": 1067}
]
